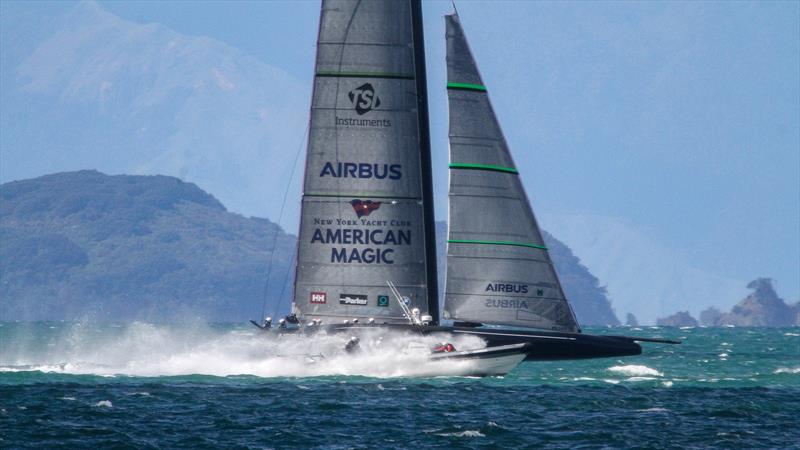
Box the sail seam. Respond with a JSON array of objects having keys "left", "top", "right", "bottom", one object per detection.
[
  {"left": 445, "top": 292, "right": 565, "bottom": 300},
  {"left": 448, "top": 239, "right": 547, "bottom": 250},
  {"left": 305, "top": 193, "right": 422, "bottom": 200},
  {"left": 447, "top": 82, "right": 487, "bottom": 91},
  {"left": 316, "top": 71, "right": 415, "bottom": 80},
  {"left": 446, "top": 254, "right": 551, "bottom": 263},
  {"left": 449, "top": 163, "right": 518, "bottom": 174}
]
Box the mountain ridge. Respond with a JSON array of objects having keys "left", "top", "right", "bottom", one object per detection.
[{"left": 1, "top": 171, "right": 620, "bottom": 325}]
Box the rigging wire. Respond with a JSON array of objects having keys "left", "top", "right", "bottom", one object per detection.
[
  {"left": 262, "top": 2, "right": 360, "bottom": 324},
  {"left": 257, "top": 121, "right": 309, "bottom": 323}
]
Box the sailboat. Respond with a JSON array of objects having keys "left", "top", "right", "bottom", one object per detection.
[{"left": 274, "top": 0, "right": 675, "bottom": 373}]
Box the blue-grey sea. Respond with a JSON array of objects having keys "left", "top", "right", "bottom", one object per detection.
[{"left": 1, "top": 322, "right": 798, "bottom": 449}]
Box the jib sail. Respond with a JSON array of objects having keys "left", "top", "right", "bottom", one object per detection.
[
  {"left": 442, "top": 12, "right": 579, "bottom": 333},
  {"left": 292, "top": 0, "right": 437, "bottom": 324}
]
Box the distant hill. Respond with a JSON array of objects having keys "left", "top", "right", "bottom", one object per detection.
[
  {"left": 699, "top": 278, "right": 799, "bottom": 327},
  {"left": 1, "top": 171, "right": 620, "bottom": 324},
  {"left": 541, "top": 230, "right": 620, "bottom": 326},
  {"left": 656, "top": 311, "right": 698, "bottom": 327},
  {"left": 0, "top": 171, "right": 294, "bottom": 321}
]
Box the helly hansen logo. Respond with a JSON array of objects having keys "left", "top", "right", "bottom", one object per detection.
[
  {"left": 350, "top": 199, "right": 381, "bottom": 218},
  {"left": 310, "top": 292, "right": 327, "bottom": 304},
  {"left": 348, "top": 83, "right": 381, "bottom": 115}
]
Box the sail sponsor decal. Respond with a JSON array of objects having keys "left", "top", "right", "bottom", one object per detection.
[
  {"left": 310, "top": 201, "right": 414, "bottom": 265},
  {"left": 310, "top": 292, "right": 327, "bottom": 304},
  {"left": 483, "top": 298, "right": 546, "bottom": 323},
  {"left": 485, "top": 298, "right": 529, "bottom": 309},
  {"left": 349, "top": 83, "right": 380, "bottom": 115},
  {"left": 319, "top": 162, "right": 402, "bottom": 180},
  {"left": 486, "top": 283, "right": 528, "bottom": 294},
  {"left": 339, "top": 293, "right": 368, "bottom": 306},
  {"left": 334, "top": 83, "right": 392, "bottom": 127},
  {"left": 350, "top": 200, "right": 381, "bottom": 218},
  {"left": 377, "top": 295, "right": 390, "bottom": 307}
]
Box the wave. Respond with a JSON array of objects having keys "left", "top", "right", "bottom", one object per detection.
[
  {"left": 607, "top": 364, "right": 663, "bottom": 377},
  {"left": 774, "top": 367, "right": 800, "bottom": 374}
]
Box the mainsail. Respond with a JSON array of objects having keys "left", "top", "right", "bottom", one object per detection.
[
  {"left": 292, "top": 0, "right": 438, "bottom": 324},
  {"left": 443, "top": 13, "right": 580, "bottom": 333}
]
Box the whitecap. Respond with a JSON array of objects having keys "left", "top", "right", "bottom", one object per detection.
[
  {"left": 94, "top": 400, "right": 112, "bottom": 408},
  {"left": 602, "top": 379, "right": 620, "bottom": 384},
  {"left": 661, "top": 381, "right": 673, "bottom": 387},
  {"left": 60, "top": 396, "right": 76, "bottom": 401},
  {"left": 607, "top": 364, "right": 663, "bottom": 377},
  {"left": 436, "top": 430, "right": 485, "bottom": 438},
  {"left": 774, "top": 367, "right": 800, "bottom": 374},
  {"left": 784, "top": 333, "right": 799, "bottom": 337},
  {"left": 637, "top": 407, "right": 669, "bottom": 413},
  {"left": 573, "top": 377, "right": 596, "bottom": 381}
]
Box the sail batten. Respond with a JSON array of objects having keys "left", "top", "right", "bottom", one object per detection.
[
  {"left": 449, "top": 163, "right": 518, "bottom": 174},
  {"left": 316, "top": 71, "right": 415, "bottom": 80},
  {"left": 443, "top": 13, "right": 580, "bottom": 333},
  {"left": 446, "top": 82, "right": 487, "bottom": 91}
]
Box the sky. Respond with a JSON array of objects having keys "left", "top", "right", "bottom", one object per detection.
[{"left": 1, "top": 0, "right": 798, "bottom": 319}]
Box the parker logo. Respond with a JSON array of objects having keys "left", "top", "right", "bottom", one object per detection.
[
  {"left": 339, "top": 293, "right": 368, "bottom": 306},
  {"left": 310, "top": 292, "right": 327, "bottom": 304},
  {"left": 377, "top": 295, "right": 390, "bottom": 307},
  {"left": 350, "top": 199, "right": 381, "bottom": 218},
  {"left": 348, "top": 83, "right": 381, "bottom": 115}
]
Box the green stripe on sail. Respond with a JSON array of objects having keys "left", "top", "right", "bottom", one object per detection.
[
  {"left": 449, "top": 163, "right": 518, "bottom": 174},
  {"left": 447, "top": 82, "right": 487, "bottom": 91},
  {"left": 316, "top": 71, "right": 415, "bottom": 80},
  {"left": 448, "top": 239, "right": 548, "bottom": 250}
]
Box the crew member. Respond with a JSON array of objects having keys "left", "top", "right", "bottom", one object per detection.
[{"left": 344, "top": 336, "right": 360, "bottom": 354}]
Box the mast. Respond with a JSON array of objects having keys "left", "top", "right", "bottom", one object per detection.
[
  {"left": 410, "top": 0, "right": 439, "bottom": 325},
  {"left": 442, "top": 12, "right": 580, "bottom": 333}
]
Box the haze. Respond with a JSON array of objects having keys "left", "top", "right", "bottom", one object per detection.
[{"left": 1, "top": 0, "right": 797, "bottom": 323}]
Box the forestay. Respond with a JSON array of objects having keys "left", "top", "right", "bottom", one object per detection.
[
  {"left": 293, "top": 0, "right": 435, "bottom": 323},
  {"left": 443, "top": 13, "right": 580, "bottom": 333}
]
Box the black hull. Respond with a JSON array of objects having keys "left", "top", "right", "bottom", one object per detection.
[{"left": 325, "top": 324, "right": 642, "bottom": 361}]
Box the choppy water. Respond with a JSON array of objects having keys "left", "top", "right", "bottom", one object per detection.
[{"left": 1, "top": 322, "right": 798, "bottom": 448}]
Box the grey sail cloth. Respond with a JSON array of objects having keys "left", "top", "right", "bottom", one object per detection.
[
  {"left": 292, "top": 0, "right": 433, "bottom": 323},
  {"left": 442, "top": 13, "right": 580, "bottom": 333}
]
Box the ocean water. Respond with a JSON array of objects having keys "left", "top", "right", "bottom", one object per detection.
[{"left": 1, "top": 322, "right": 798, "bottom": 449}]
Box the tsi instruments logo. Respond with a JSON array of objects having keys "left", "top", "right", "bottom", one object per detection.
[
  {"left": 377, "top": 295, "right": 390, "bottom": 307},
  {"left": 339, "top": 294, "right": 368, "bottom": 306},
  {"left": 348, "top": 83, "right": 380, "bottom": 115}
]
